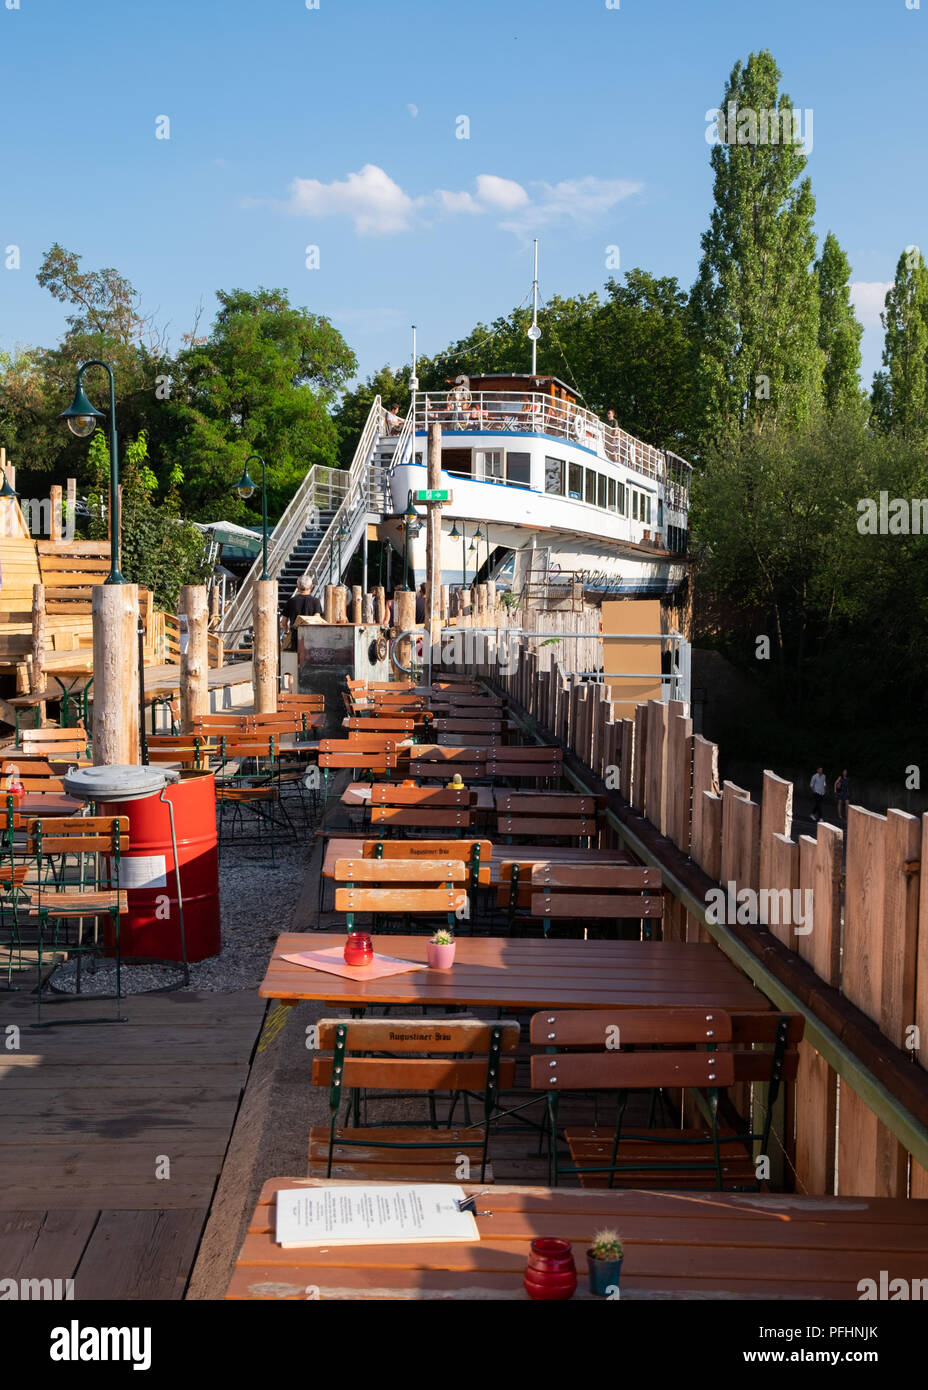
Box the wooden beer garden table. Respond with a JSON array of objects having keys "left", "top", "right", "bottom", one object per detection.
[
  {"left": 320, "top": 838, "right": 633, "bottom": 883},
  {"left": 259, "top": 934, "right": 769, "bottom": 1012},
  {"left": 228, "top": 1178, "right": 928, "bottom": 1300},
  {"left": 340, "top": 782, "right": 495, "bottom": 811}
]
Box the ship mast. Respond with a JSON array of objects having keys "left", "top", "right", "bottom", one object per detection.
[{"left": 528, "top": 238, "right": 540, "bottom": 373}]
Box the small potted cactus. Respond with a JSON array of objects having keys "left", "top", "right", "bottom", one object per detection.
[
  {"left": 587, "top": 1229, "right": 623, "bottom": 1296},
  {"left": 427, "top": 929, "right": 455, "bottom": 969}
]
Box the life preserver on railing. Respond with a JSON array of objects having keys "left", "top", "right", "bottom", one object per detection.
[{"left": 571, "top": 413, "right": 585, "bottom": 442}]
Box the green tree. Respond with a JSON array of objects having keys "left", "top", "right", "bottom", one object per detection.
[
  {"left": 691, "top": 50, "right": 822, "bottom": 447},
  {"left": 88, "top": 430, "right": 210, "bottom": 609},
  {"left": 875, "top": 246, "right": 928, "bottom": 440},
  {"left": 167, "top": 288, "right": 356, "bottom": 519},
  {"left": 815, "top": 232, "right": 864, "bottom": 416}
]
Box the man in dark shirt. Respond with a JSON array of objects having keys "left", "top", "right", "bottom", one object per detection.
[
  {"left": 285, "top": 576, "right": 323, "bottom": 624},
  {"left": 415, "top": 582, "right": 427, "bottom": 624}
]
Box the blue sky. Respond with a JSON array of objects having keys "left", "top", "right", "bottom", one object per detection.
[{"left": 1, "top": 0, "right": 925, "bottom": 395}]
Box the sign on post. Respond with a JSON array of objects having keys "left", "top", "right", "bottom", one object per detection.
[{"left": 415, "top": 489, "right": 451, "bottom": 503}]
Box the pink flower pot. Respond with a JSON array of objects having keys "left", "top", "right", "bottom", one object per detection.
[{"left": 427, "top": 942, "right": 456, "bottom": 970}]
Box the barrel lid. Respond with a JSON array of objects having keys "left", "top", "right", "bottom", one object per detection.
[{"left": 63, "top": 765, "right": 179, "bottom": 802}]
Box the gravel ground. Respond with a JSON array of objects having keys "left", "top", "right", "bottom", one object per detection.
[{"left": 51, "top": 822, "right": 312, "bottom": 997}]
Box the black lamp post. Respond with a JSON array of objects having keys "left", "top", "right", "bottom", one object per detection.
[
  {"left": 337, "top": 519, "right": 347, "bottom": 581},
  {"left": 232, "top": 455, "right": 269, "bottom": 580},
  {"left": 60, "top": 361, "right": 125, "bottom": 584}
]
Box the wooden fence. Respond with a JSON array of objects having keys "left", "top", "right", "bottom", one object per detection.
[{"left": 468, "top": 642, "right": 928, "bottom": 1200}]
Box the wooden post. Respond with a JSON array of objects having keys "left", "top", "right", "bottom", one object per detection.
[
  {"left": 334, "top": 585, "right": 348, "bottom": 624},
  {"left": 253, "top": 579, "right": 278, "bottom": 714},
  {"left": 373, "top": 586, "right": 386, "bottom": 624},
  {"left": 49, "top": 485, "right": 62, "bottom": 542},
  {"left": 324, "top": 585, "right": 338, "bottom": 624},
  {"left": 92, "top": 583, "right": 140, "bottom": 765},
  {"left": 66, "top": 477, "right": 76, "bottom": 539},
  {"left": 440, "top": 584, "right": 449, "bottom": 622},
  {"left": 485, "top": 580, "right": 496, "bottom": 621},
  {"left": 350, "top": 585, "right": 363, "bottom": 624},
  {"left": 180, "top": 584, "right": 209, "bottom": 733},
  {"left": 362, "top": 592, "right": 375, "bottom": 624},
  {"left": 393, "top": 588, "right": 416, "bottom": 676},
  {"left": 209, "top": 583, "right": 220, "bottom": 628},
  {"left": 425, "top": 422, "right": 443, "bottom": 651},
  {"left": 31, "top": 583, "right": 46, "bottom": 721}
]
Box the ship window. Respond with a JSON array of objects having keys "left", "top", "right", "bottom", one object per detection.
[
  {"left": 608, "top": 478, "right": 617, "bottom": 511},
  {"left": 443, "top": 447, "right": 472, "bottom": 477},
  {"left": 632, "top": 492, "right": 639, "bottom": 520},
  {"left": 597, "top": 474, "right": 608, "bottom": 509},
  {"left": 478, "top": 449, "right": 504, "bottom": 482},
  {"left": 585, "top": 470, "right": 597, "bottom": 505},
  {"left": 618, "top": 483, "right": 626, "bottom": 515},
  {"left": 568, "top": 463, "right": 583, "bottom": 499},
  {"left": 544, "top": 457, "right": 564, "bottom": 495},
  {"left": 506, "top": 451, "right": 532, "bottom": 487},
  {"left": 646, "top": 495, "right": 652, "bottom": 524},
  {"left": 658, "top": 499, "right": 663, "bottom": 528}
]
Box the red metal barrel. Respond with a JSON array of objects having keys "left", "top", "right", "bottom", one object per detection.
[{"left": 100, "top": 770, "right": 221, "bottom": 962}]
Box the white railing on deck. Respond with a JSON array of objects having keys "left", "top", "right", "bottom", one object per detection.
[
  {"left": 413, "top": 390, "right": 676, "bottom": 487},
  {"left": 222, "top": 397, "right": 385, "bottom": 646}
]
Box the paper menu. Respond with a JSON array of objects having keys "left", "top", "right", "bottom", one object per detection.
[{"left": 275, "top": 1184, "right": 480, "bottom": 1248}]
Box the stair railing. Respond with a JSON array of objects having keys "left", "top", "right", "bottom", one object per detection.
[{"left": 221, "top": 397, "right": 384, "bottom": 646}]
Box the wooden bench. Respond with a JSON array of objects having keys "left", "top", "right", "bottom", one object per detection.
[
  {"left": 529, "top": 1008, "right": 802, "bottom": 1189},
  {"left": 308, "top": 1016, "right": 519, "bottom": 1183}
]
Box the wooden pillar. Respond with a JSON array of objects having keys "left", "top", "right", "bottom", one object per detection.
[
  {"left": 49, "top": 485, "right": 62, "bottom": 542},
  {"left": 393, "top": 588, "right": 416, "bottom": 675},
  {"left": 440, "top": 584, "right": 449, "bottom": 622},
  {"left": 324, "top": 585, "right": 338, "bottom": 623},
  {"left": 254, "top": 579, "right": 278, "bottom": 714},
  {"left": 31, "top": 583, "right": 46, "bottom": 721},
  {"left": 180, "top": 584, "right": 209, "bottom": 733},
  {"left": 350, "top": 585, "right": 363, "bottom": 624},
  {"left": 209, "top": 583, "right": 220, "bottom": 628},
  {"left": 425, "top": 422, "right": 443, "bottom": 649},
  {"left": 66, "top": 477, "right": 76, "bottom": 539},
  {"left": 486, "top": 580, "right": 496, "bottom": 621},
  {"left": 92, "top": 583, "right": 140, "bottom": 765},
  {"left": 373, "top": 586, "right": 386, "bottom": 624},
  {"left": 362, "top": 592, "right": 375, "bottom": 624},
  {"left": 334, "top": 585, "right": 348, "bottom": 624}
]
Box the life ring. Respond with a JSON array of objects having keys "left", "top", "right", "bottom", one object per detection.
[{"left": 571, "top": 413, "right": 585, "bottom": 442}]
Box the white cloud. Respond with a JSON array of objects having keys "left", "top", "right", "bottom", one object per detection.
[
  {"left": 281, "top": 165, "right": 640, "bottom": 237},
  {"left": 851, "top": 281, "right": 891, "bottom": 327},
  {"left": 407, "top": 103, "right": 419, "bottom": 118},
  {"left": 474, "top": 174, "right": 530, "bottom": 211},
  {"left": 286, "top": 164, "right": 414, "bottom": 235}
]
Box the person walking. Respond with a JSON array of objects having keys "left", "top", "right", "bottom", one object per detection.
[
  {"left": 810, "top": 766, "right": 827, "bottom": 821},
  {"left": 833, "top": 769, "right": 849, "bottom": 822}
]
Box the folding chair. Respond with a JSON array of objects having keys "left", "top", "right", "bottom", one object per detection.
[{"left": 308, "top": 1016, "right": 520, "bottom": 1181}]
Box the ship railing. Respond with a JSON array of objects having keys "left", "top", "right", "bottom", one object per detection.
[{"left": 413, "top": 390, "right": 669, "bottom": 484}]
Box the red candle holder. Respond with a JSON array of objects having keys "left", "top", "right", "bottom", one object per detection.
[
  {"left": 523, "top": 1238, "right": 577, "bottom": 1300},
  {"left": 343, "top": 933, "right": 373, "bottom": 967}
]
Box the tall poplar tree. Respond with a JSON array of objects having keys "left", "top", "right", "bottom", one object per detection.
[
  {"left": 815, "top": 232, "right": 863, "bottom": 415},
  {"left": 875, "top": 246, "right": 928, "bottom": 440},
  {"left": 691, "top": 51, "right": 822, "bottom": 448}
]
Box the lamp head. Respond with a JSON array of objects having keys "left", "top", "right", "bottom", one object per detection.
[
  {"left": 60, "top": 381, "right": 104, "bottom": 439},
  {"left": 0, "top": 474, "right": 17, "bottom": 500},
  {"left": 233, "top": 465, "right": 256, "bottom": 501},
  {"left": 449, "top": 520, "right": 460, "bottom": 541}
]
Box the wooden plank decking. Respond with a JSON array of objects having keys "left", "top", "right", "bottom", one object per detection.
[{"left": 0, "top": 987, "right": 265, "bottom": 1299}]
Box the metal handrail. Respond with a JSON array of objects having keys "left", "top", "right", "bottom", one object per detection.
[
  {"left": 413, "top": 390, "right": 677, "bottom": 488},
  {"left": 222, "top": 397, "right": 384, "bottom": 643}
]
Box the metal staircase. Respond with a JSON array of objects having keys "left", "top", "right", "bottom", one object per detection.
[{"left": 222, "top": 398, "right": 411, "bottom": 648}]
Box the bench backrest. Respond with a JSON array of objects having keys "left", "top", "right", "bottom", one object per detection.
[{"left": 312, "top": 1017, "right": 519, "bottom": 1094}]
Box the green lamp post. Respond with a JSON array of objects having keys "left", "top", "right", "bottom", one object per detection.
[
  {"left": 450, "top": 517, "right": 465, "bottom": 589},
  {"left": 59, "top": 361, "right": 125, "bottom": 584},
  {"left": 336, "top": 518, "right": 347, "bottom": 581},
  {"left": 232, "top": 455, "right": 269, "bottom": 580},
  {"left": 403, "top": 490, "right": 421, "bottom": 590}
]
